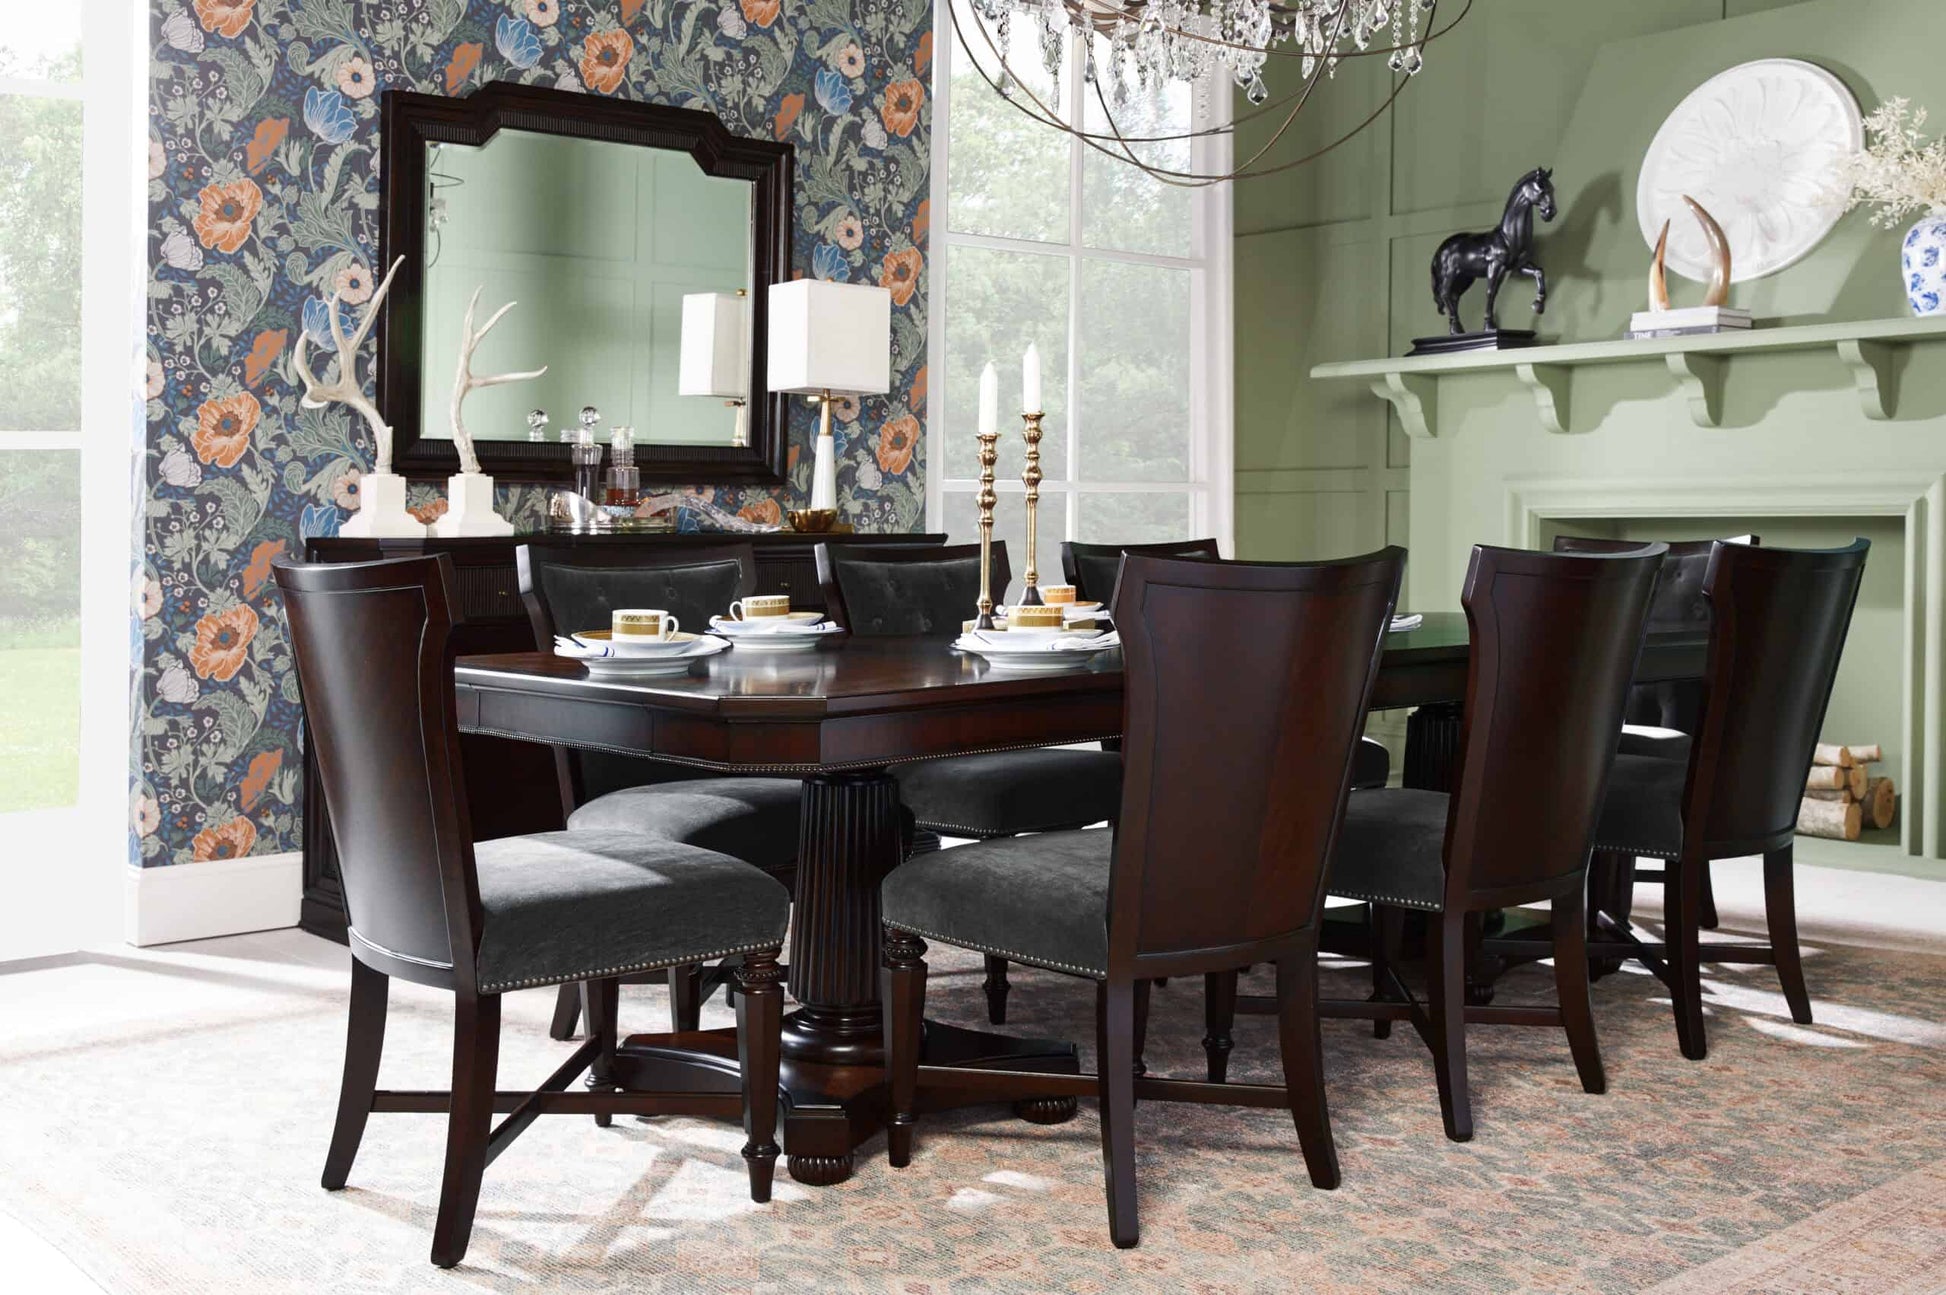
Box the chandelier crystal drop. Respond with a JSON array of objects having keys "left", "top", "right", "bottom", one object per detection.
[{"left": 953, "top": 0, "right": 1463, "bottom": 186}]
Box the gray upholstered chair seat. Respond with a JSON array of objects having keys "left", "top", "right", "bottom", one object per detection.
[
  {"left": 566, "top": 777, "right": 801, "bottom": 872},
  {"left": 883, "top": 829, "right": 1113, "bottom": 977},
  {"left": 1618, "top": 725, "right": 1690, "bottom": 761},
  {"left": 893, "top": 748, "right": 1122, "bottom": 838},
  {"left": 1325, "top": 788, "right": 1451, "bottom": 911},
  {"left": 472, "top": 830, "right": 790, "bottom": 993},
  {"left": 1592, "top": 752, "right": 1686, "bottom": 860}
]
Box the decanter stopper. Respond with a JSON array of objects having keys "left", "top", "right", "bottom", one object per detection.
[
  {"left": 571, "top": 404, "right": 599, "bottom": 443},
  {"left": 526, "top": 409, "right": 548, "bottom": 442}
]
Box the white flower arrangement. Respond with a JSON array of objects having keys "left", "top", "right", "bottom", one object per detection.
[{"left": 1832, "top": 98, "right": 1946, "bottom": 228}]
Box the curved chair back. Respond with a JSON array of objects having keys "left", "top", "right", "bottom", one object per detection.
[
  {"left": 817, "top": 541, "right": 1012, "bottom": 637},
  {"left": 1108, "top": 549, "right": 1405, "bottom": 970},
  {"left": 1684, "top": 539, "right": 1869, "bottom": 859},
  {"left": 1062, "top": 537, "right": 1221, "bottom": 610},
  {"left": 1552, "top": 535, "right": 1758, "bottom": 732},
  {"left": 274, "top": 555, "right": 476, "bottom": 983},
  {"left": 517, "top": 541, "right": 757, "bottom": 644},
  {"left": 1444, "top": 545, "right": 1666, "bottom": 908},
  {"left": 517, "top": 542, "right": 757, "bottom": 806}
]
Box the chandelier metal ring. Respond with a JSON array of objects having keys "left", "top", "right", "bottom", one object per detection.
[{"left": 951, "top": 0, "right": 1472, "bottom": 186}]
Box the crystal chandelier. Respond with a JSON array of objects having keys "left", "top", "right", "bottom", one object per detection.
[{"left": 952, "top": 0, "right": 1470, "bottom": 186}]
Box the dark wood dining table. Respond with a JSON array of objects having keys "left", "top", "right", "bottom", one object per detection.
[{"left": 454, "top": 614, "right": 1706, "bottom": 1186}]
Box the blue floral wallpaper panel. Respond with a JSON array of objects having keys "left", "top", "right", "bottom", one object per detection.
[{"left": 139, "top": 0, "right": 932, "bottom": 864}]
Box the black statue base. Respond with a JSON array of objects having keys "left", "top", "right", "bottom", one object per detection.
[{"left": 1408, "top": 329, "right": 1539, "bottom": 357}]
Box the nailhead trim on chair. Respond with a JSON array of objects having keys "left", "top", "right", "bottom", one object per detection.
[
  {"left": 1590, "top": 842, "right": 1681, "bottom": 860},
  {"left": 1325, "top": 887, "right": 1444, "bottom": 913},
  {"left": 883, "top": 919, "right": 1106, "bottom": 979},
  {"left": 476, "top": 938, "right": 787, "bottom": 994}
]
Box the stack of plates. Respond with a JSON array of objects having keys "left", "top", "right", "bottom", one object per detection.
[
  {"left": 554, "top": 631, "right": 730, "bottom": 677},
  {"left": 707, "top": 612, "right": 844, "bottom": 653},
  {"left": 953, "top": 628, "right": 1120, "bottom": 672}
]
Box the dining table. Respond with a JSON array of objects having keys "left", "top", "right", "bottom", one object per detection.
[{"left": 453, "top": 613, "right": 1707, "bottom": 1186}]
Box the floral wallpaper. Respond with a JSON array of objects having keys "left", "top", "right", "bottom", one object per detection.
[{"left": 138, "top": 0, "right": 932, "bottom": 865}]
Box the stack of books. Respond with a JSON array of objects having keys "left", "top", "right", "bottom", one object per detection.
[{"left": 1626, "top": 306, "right": 1752, "bottom": 340}]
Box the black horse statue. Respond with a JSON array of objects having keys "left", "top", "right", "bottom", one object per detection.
[{"left": 1429, "top": 166, "right": 1556, "bottom": 337}]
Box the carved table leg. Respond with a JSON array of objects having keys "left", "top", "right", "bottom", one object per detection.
[{"left": 611, "top": 767, "right": 1078, "bottom": 1187}]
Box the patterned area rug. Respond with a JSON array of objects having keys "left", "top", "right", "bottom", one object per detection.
[{"left": 0, "top": 914, "right": 1941, "bottom": 1294}]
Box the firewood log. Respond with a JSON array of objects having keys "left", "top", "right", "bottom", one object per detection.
[
  {"left": 1805, "top": 766, "right": 1847, "bottom": 792},
  {"left": 1797, "top": 796, "right": 1861, "bottom": 841},
  {"left": 1803, "top": 787, "right": 1851, "bottom": 802},
  {"left": 1861, "top": 776, "right": 1896, "bottom": 830},
  {"left": 1849, "top": 744, "right": 1883, "bottom": 764},
  {"left": 1848, "top": 765, "right": 1869, "bottom": 799},
  {"left": 1813, "top": 743, "right": 1853, "bottom": 767}
]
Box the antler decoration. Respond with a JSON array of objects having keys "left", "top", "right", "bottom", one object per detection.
[
  {"left": 1648, "top": 195, "right": 1732, "bottom": 311},
  {"left": 294, "top": 256, "right": 405, "bottom": 473},
  {"left": 449, "top": 286, "right": 548, "bottom": 476}
]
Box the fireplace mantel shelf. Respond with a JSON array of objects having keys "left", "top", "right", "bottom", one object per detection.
[{"left": 1309, "top": 315, "right": 1946, "bottom": 438}]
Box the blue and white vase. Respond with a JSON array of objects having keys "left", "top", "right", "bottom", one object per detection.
[{"left": 1904, "top": 209, "right": 1946, "bottom": 316}]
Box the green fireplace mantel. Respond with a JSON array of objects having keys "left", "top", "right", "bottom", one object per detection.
[{"left": 1309, "top": 316, "right": 1946, "bottom": 438}]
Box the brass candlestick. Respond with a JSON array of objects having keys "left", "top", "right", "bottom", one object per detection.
[
  {"left": 975, "top": 427, "right": 1000, "bottom": 629},
  {"left": 1017, "top": 411, "right": 1045, "bottom": 605}
]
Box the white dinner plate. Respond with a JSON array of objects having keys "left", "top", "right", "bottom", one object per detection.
[
  {"left": 558, "top": 635, "right": 729, "bottom": 676},
  {"left": 709, "top": 612, "right": 828, "bottom": 635},
  {"left": 954, "top": 630, "right": 1120, "bottom": 672}
]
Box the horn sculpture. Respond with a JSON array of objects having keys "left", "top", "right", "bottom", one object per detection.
[
  {"left": 293, "top": 256, "right": 405, "bottom": 472},
  {"left": 1648, "top": 195, "right": 1732, "bottom": 310},
  {"left": 449, "top": 286, "right": 548, "bottom": 476}
]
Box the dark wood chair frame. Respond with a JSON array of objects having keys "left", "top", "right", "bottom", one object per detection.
[
  {"left": 882, "top": 549, "right": 1407, "bottom": 1247},
  {"left": 1060, "top": 537, "right": 1223, "bottom": 607},
  {"left": 1491, "top": 539, "right": 1869, "bottom": 1060},
  {"left": 277, "top": 554, "right": 785, "bottom": 1268},
  {"left": 1551, "top": 533, "right": 1770, "bottom": 935},
  {"left": 515, "top": 541, "right": 786, "bottom": 1042},
  {"left": 1247, "top": 544, "right": 1667, "bottom": 1142}
]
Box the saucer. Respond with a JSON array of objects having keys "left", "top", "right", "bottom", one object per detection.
[
  {"left": 573, "top": 629, "right": 704, "bottom": 658},
  {"left": 560, "top": 635, "right": 729, "bottom": 676},
  {"left": 710, "top": 611, "right": 827, "bottom": 635}
]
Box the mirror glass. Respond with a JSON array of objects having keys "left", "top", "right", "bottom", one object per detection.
[{"left": 417, "top": 129, "right": 752, "bottom": 446}]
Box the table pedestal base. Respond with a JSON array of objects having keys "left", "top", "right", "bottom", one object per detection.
[{"left": 613, "top": 1017, "right": 1077, "bottom": 1185}]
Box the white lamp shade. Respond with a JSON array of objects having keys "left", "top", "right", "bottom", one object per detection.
[
  {"left": 678, "top": 292, "right": 747, "bottom": 399},
  {"left": 766, "top": 279, "right": 892, "bottom": 396}
]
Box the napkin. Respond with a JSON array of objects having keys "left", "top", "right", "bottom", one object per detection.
[
  {"left": 554, "top": 635, "right": 612, "bottom": 659},
  {"left": 1389, "top": 613, "right": 1423, "bottom": 633}
]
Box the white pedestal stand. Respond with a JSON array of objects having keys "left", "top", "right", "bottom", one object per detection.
[
  {"left": 338, "top": 470, "right": 426, "bottom": 538},
  {"left": 431, "top": 472, "right": 516, "bottom": 538}
]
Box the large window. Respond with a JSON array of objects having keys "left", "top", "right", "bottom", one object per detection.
[
  {"left": 928, "top": 3, "right": 1233, "bottom": 587},
  {"left": 0, "top": 2, "right": 135, "bottom": 957}
]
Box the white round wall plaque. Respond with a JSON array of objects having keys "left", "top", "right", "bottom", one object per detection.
[{"left": 1635, "top": 58, "right": 1862, "bottom": 283}]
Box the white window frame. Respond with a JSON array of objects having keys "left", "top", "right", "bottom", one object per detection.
[
  {"left": 926, "top": 1, "right": 1234, "bottom": 555},
  {"left": 0, "top": 0, "right": 140, "bottom": 958}
]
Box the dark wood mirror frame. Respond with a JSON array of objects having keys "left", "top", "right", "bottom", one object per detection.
[{"left": 378, "top": 82, "right": 795, "bottom": 486}]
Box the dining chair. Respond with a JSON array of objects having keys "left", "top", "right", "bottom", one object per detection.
[
  {"left": 518, "top": 542, "right": 805, "bottom": 1039},
  {"left": 880, "top": 548, "right": 1407, "bottom": 1248},
  {"left": 1307, "top": 543, "right": 1666, "bottom": 1142},
  {"left": 1060, "top": 537, "right": 1222, "bottom": 607},
  {"left": 1565, "top": 539, "right": 1868, "bottom": 1060},
  {"left": 1064, "top": 535, "right": 1391, "bottom": 791},
  {"left": 817, "top": 540, "right": 1126, "bottom": 1026},
  {"left": 1553, "top": 533, "right": 1762, "bottom": 933},
  {"left": 275, "top": 555, "right": 788, "bottom": 1269}
]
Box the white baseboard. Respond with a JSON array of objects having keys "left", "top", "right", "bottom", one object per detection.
[{"left": 123, "top": 851, "right": 302, "bottom": 947}]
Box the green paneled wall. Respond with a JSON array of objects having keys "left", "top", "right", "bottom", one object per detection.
[{"left": 1231, "top": 0, "right": 1936, "bottom": 563}]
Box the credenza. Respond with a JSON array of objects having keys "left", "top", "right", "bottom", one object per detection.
[{"left": 298, "top": 530, "right": 944, "bottom": 942}]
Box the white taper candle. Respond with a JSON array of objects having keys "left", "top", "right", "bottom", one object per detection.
[
  {"left": 979, "top": 361, "right": 998, "bottom": 437},
  {"left": 1021, "top": 342, "right": 1041, "bottom": 414}
]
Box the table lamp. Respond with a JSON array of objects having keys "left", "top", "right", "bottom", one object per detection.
[
  {"left": 679, "top": 291, "right": 750, "bottom": 447},
  {"left": 766, "top": 279, "right": 892, "bottom": 522}
]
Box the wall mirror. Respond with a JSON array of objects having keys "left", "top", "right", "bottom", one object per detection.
[{"left": 379, "top": 83, "right": 793, "bottom": 484}]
